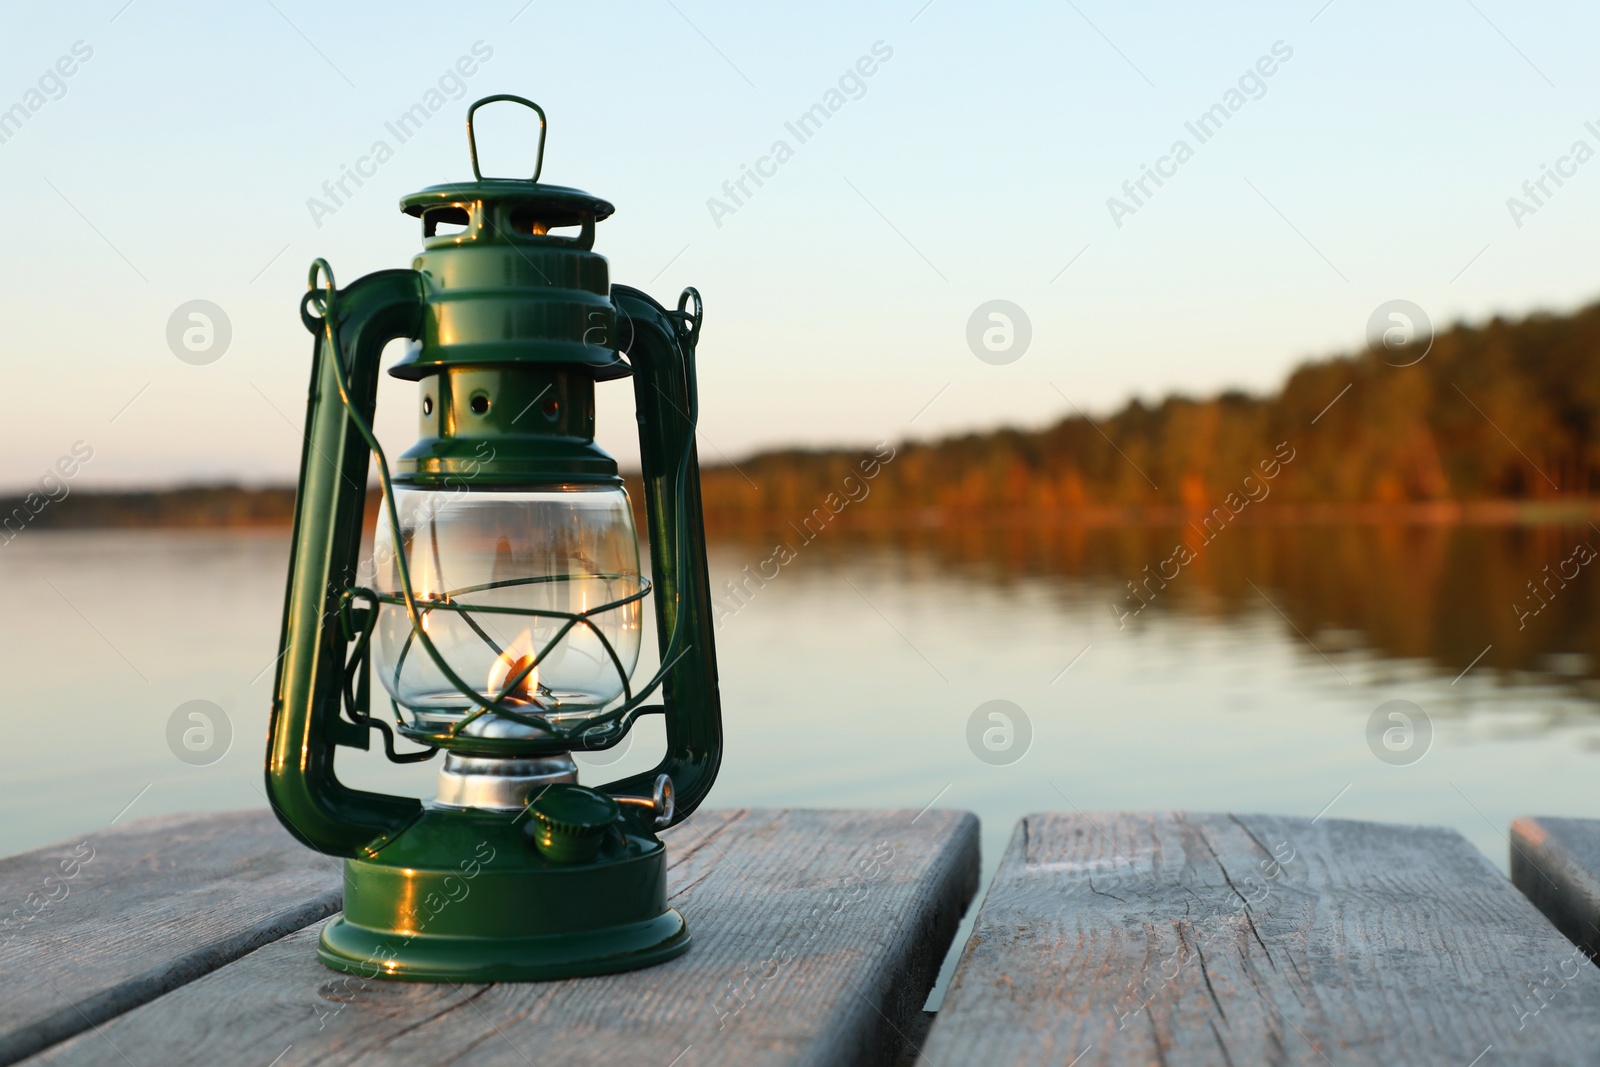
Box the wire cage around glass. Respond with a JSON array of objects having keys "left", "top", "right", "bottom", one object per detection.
[{"left": 370, "top": 484, "right": 648, "bottom": 740}]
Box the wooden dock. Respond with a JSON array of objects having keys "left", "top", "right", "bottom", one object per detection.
[
  {"left": 5, "top": 808, "right": 1600, "bottom": 1065},
  {"left": 924, "top": 812, "right": 1600, "bottom": 1065},
  {"left": 1511, "top": 815, "right": 1600, "bottom": 963}
]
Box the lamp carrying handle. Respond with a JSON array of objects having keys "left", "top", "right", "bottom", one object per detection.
[
  {"left": 604, "top": 285, "right": 723, "bottom": 827},
  {"left": 466, "top": 95, "right": 547, "bottom": 183},
  {"left": 267, "top": 264, "right": 428, "bottom": 859}
]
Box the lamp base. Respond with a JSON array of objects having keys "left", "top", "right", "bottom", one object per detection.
[
  {"left": 317, "top": 806, "right": 689, "bottom": 982},
  {"left": 318, "top": 908, "right": 688, "bottom": 982}
]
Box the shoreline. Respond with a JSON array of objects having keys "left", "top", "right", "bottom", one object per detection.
[{"left": 7, "top": 487, "right": 1600, "bottom": 531}]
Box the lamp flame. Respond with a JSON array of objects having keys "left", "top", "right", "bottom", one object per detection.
[{"left": 487, "top": 629, "right": 543, "bottom": 707}]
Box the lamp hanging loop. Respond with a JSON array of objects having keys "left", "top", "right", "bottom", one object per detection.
[{"left": 466, "top": 94, "right": 548, "bottom": 182}]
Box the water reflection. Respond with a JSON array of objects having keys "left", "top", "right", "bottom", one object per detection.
[
  {"left": 708, "top": 519, "right": 1600, "bottom": 704},
  {"left": 4, "top": 521, "right": 1599, "bottom": 896}
]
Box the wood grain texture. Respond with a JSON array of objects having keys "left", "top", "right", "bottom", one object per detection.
[
  {"left": 1511, "top": 815, "right": 1600, "bottom": 961},
  {"left": 0, "top": 810, "right": 342, "bottom": 1065},
  {"left": 920, "top": 812, "right": 1600, "bottom": 1066},
  {"left": 24, "top": 808, "right": 978, "bottom": 1067}
]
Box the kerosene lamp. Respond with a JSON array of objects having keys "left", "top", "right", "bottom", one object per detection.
[{"left": 265, "top": 95, "right": 722, "bottom": 981}]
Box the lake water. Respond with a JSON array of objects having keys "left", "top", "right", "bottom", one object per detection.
[{"left": 7, "top": 522, "right": 1600, "bottom": 998}]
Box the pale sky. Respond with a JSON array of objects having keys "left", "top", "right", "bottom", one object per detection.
[{"left": 2, "top": 0, "right": 1598, "bottom": 488}]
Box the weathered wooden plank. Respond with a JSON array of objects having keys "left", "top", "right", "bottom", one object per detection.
[
  {"left": 24, "top": 808, "right": 978, "bottom": 1067},
  {"left": 1511, "top": 815, "right": 1600, "bottom": 961},
  {"left": 921, "top": 812, "right": 1600, "bottom": 1066},
  {"left": 0, "top": 810, "right": 341, "bottom": 1065}
]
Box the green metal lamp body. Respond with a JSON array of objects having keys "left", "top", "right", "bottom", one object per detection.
[{"left": 264, "top": 99, "right": 722, "bottom": 981}]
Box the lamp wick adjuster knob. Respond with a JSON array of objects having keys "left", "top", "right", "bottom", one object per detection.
[{"left": 613, "top": 773, "right": 675, "bottom": 829}]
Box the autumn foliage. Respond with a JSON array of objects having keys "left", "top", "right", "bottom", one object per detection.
[{"left": 699, "top": 301, "right": 1600, "bottom": 520}]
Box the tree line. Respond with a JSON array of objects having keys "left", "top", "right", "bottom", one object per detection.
[
  {"left": 699, "top": 299, "right": 1600, "bottom": 519},
  {"left": 14, "top": 298, "right": 1600, "bottom": 529}
]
